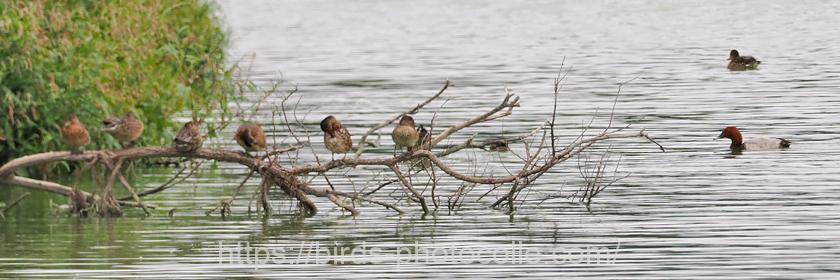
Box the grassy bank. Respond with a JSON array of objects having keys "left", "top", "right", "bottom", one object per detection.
[{"left": 0, "top": 0, "right": 233, "bottom": 166}]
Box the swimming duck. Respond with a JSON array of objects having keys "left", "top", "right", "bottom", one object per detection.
[
  {"left": 717, "top": 126, "right": 790, "bottom": 152},
  {"left": 174, "top": 120, "right": 202, "bottom": 153},
  {"left": 60, "top": 113, "right": 90, "bottom": 154},
  {"left": 234, "top": 123, "right": 267, "bottom": 155},
  {"left": 728, "top": 49, "right": 761, "bottom": 70},
  {"left": 320, "top": 115, "right": 352, "bottom": 159},
  {"left": 101, "top": 112, "right": 144, "bottom": 147},
  {"left": 392, "top": 115, "right": 419, "bottom": 153}
]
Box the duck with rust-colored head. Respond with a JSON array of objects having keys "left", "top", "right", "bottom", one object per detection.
[
  {"left": 392, "top": 115, "right": 419, "bottom": 154},
  {"left": 102, "top": 112, "right": 144, "bottom": 147},
  {"left": 234, "top": 123, "right": 267, "bottom": 155},
  {"left": 320, "top": 115, "right": 352, "bottom": 159},
  {"left": 718, "top": 126, "right": 790, "bottom": 152},
  {"left": 174, "top": 120, "right": 202, "bottom": 153},
  {"left": 728, "top": 49, "right": 761, "bottom": 71},
  {"left": 60, "top": 113, "right": 90, "bottom": 154}
]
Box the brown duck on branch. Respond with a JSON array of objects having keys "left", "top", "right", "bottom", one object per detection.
[
  {"left": 392, "top": 115, "right": 419, "bottom": 155},
  {"left": 320, "top": 115, "right": 352, "bottom": 160},
  {"left": 101, "top": 112, "right": 144, "bottom": 147},
  {"left": 410, "top": 124, "right": 434, "bottom": 170},
  {"left": 60, "top": 113, "right": 90, "bottom": 154},
  {"left": 727, "top": 49, "right": 761, "bottom": 71},
  {"left": 413, "top": 124, "right": 431, "bottom": 152},
  {"left": 59, "top": 113, "right": 91, "bottom": 215},
  {"left": 234, "top": 123, "right": 267, "bottom": 156},
  {"left": 174, "top": 120, "right": 202, "bottom": 153}
]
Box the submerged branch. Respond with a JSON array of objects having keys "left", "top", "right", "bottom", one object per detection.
[{"left": 0, "top": 74, "right": 664, "bottom": 217}]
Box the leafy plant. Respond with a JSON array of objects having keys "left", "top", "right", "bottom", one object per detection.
[{"left": 0, "top": 0, "right": 234, "bottom": 166}]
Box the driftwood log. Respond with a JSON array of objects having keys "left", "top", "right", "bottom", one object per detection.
[{"left": 0, "top": 77, "right": 664, "bottom": 217}]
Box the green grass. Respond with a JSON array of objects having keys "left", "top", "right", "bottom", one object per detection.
[{"left": 0, "top": 0, "right": 234, "bottom": 167}]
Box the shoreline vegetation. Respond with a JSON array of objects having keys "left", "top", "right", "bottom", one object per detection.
[{"left": 1, "top": 0, "right": 233, "bottom": 166}]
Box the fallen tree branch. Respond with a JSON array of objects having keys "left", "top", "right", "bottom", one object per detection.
[
  {"left": 0, "top": 75, "right": 664, "bottom": 217},
  {"left": 1, "top": 129, "right": 658, "bottom": 216},
  {"left": 0, "top": 175, "right": 147, "bottom": 208},
  {"left": 291, "top": 130, "right": 656, "bottom": 184}
]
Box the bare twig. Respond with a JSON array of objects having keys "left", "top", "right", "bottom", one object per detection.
[
  {"left": 0, "top": 192, "right": 30, "bottom": 219},
  {"left": 120, "top": 159, "right": 204, "bottom": 200},
  {"left": 116, "top": 172, "right": 151, "bottom": 215},
  {"left": 550, "top": 59, "right": 570, "bottom": 156},
  {"left": 431, "top": 91, "right": 520, "bottom": 146},
  {"left": 388, "top": 164, "right": 429, "bottom": 213},
  {"left": 207, "top": 169, "right": 255, "bottom": 216},
  {"left": 327, "top": 194, "right": 360, "bottom": 216},
  {"left": 354, "top": 80, "right": 451, "bottom": 157}
]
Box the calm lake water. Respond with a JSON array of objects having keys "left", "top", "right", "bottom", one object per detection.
[{"left": 3, "top": 0, "right": 840, "bottom": 278}]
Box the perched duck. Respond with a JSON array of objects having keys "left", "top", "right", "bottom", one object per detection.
[
  {"left": 413, "top": 124, "right": 431, "bottom": 151},
  {"left": 728, "top": 49, "right": 761, "bottom": 70},
  {"left": 718, "top": 126, "right": 790, "bottom": 152},
  {"left": 60, "top": 113, "right": 90, "bottom": 154},
  {"left": 320, "top": 115, "right": 352, "bottom": 158},
  {"left": 234, "top": 123, "right": 267, "bottom": 154},
  {"left": 174, "top": 120, "right": 202, "bottom": 153},
  {"left": 410, "top": 125, "right": 434, "bottom": 169},
  {"left": 392, "top": 115, "right": 419, "bottom": 153},
  {"left": 102, "top": 112, "right": 144, "bottom": 147}
]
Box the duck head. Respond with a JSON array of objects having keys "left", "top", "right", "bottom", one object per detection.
[
  {"left": 398, "top": 115, "right": 416, "bottom": 127},
  {"left": 101, "top": 114, "right": 121, "bottom": 131},
  {"left": 728, "top": 49, "right": 740, "bottom": 60},
  {"left": 718, "top": 126, "right": 743, "bottom": 148},
  {"left": 64, "top": 113, "right": 80, "bottom": 128},
  {"left": 184, "top": 120, "right": 198, "bottom": 129},
  {"left": 320, "top": 115, "right": 337, "bottom": 131},
  {"left": 320, "top": 115, "right": 341, "bottom": 137}
]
